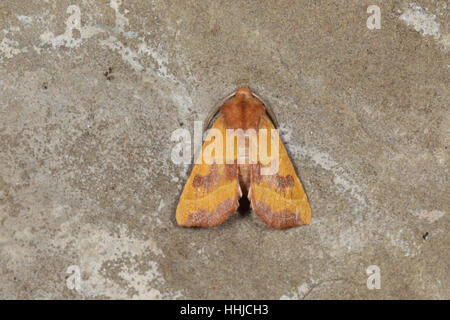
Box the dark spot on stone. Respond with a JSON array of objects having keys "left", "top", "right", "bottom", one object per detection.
[
  {"left": 42, "top": 82, "right": 48, "bottom": 90},
  {"left": 104, "top": 67, "right": 114, "bottom": 81},
  {"left": 72, "top": 29, "right": 81, "bottom": 39}
]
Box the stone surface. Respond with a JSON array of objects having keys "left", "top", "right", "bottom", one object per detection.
[{"left": 0, "top": 0, "right": 448, "bottom": 299}]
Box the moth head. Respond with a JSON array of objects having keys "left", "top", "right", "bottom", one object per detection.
[
  {"left": 235, "top": 86, "right": 253, "bottom": 98},
  {"left": 203, "top": 86, "right": 278, "bottom": 132}
]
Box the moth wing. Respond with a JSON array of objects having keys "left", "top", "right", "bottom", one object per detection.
[
  {"left": 176, "top": 114, "right": 240, "bottom": 227},
  {"left": 249, "top": 115, "right": 311, "bottom": 229}
]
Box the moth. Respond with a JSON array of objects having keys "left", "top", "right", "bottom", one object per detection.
[{"left": 176, "top": 86, "right": 311, "bottom": 229}]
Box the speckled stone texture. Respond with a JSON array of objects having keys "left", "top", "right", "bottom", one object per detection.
[{"left": 0, "top": 0, "right": 448, "bottom": 299}]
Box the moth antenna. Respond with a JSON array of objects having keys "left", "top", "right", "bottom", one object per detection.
[
  {"left": 203, "top": 91, "right": 236, "bottom": 132},
  {"left": 252, "top": 92, "right": 279, "bottom": 129}
]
